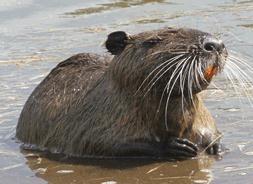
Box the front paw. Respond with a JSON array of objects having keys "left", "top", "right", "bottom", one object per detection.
[{"left": 165, "top": 137, "right": 198, "bottom": 158}]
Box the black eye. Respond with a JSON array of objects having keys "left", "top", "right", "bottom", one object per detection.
[{"left": 142, "top": 37, "right": 162, "bottom": 47}]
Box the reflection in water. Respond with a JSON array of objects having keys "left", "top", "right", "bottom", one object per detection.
[
  {"left": 65, "top": 0, "right": 166, "bottom": 16},
  {"left": 240, "top": 24, "right": 253, "bottom": 29},
  {"left": 23, "top": 150, "right": 215, "bottom": 184}
]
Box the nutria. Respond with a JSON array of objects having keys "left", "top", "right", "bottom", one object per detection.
[{"left": 16, "top": 27, "right": 227, "bottom": 159}]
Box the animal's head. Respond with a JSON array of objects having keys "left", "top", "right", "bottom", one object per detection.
[{"left": 105, "top": 27, "right": 227, "bottom": 100}]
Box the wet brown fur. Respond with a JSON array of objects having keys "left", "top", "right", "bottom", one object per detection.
[{"left": 16, "top": 27, "right": 225, "bottom": 157}]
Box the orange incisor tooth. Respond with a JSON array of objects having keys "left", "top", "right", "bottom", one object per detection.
[{"left": 204, "top": 66, "right": 218, "bottom": 80}]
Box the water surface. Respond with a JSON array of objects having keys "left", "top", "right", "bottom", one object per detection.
[{"left": 0, "top": 0, "right": 253, "bottom": 183}]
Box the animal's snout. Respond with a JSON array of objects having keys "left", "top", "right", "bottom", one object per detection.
[{"left": 203, "top": 36, "right": 225, "bottom": 54}]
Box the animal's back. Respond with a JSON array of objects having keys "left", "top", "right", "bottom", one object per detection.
[{"left": 16, "top": 53, "right": 109, "bottom": 149}]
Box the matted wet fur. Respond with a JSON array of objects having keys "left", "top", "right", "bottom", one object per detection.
[{"left": 16, "top": 27, "right": 228, "bottom": 159}]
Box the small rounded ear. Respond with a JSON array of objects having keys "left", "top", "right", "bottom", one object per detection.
[{"left": 105, "top": 31, "right": 129, "bottom": 55}]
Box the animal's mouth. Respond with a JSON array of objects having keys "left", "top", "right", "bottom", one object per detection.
[{"left": 204, "top": 65, "right": 218, "bottom": 81}]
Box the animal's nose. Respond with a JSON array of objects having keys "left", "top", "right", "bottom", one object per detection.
[{"left": 203, "top": 36, "right": 225, "bottom": 53}]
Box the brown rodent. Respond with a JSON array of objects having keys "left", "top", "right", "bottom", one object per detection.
[{"left": 16, "top": 27, "right": 227, "bottom": 159}]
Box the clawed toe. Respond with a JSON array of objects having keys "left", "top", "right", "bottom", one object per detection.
[{"left": 165, "top": 137, "right": 199, "bottom": 158}]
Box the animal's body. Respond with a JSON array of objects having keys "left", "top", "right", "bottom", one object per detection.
[{"left": 16, "top": 27, "right": 227, "bottom": 158}]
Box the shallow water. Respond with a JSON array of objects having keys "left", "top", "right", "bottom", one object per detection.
[{"left": 0, "top": 0, "right": 253, "bottom": 183}]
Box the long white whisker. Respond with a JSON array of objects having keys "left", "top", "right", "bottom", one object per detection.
[
  {"left": 227, "top": 58, "right": 253, "bottom": 86},
  {"left": 229, "top": 55, "right": 253, "bottom": 70},
  {"left": 225, "top": 61, "right": 253, "bottom": 105},
  {"left": 164, "top": 56, "right": 192, "bottom": 130},
  {"left": 188, "top": 56, "right": 198, "bottom": 109},
  {"left": 136, "top": 54, "right": 184, "bottom": 94},
  {"left": 143, "top": 55, "right": 187, "bottom": 96},
  {"left": 224, "top": 64, "right": 244, "bottom": 103},
  {"left": 193, "top": 56, "right": 202, "bottom": 91},
  {"left": 198, "top": 62, "right": 209, "bottom": 85},
  {"left": 179, "top": 59, "right": 192, "bottom": 118},
  {"left": 188, "top": 56, "right": 196, "bottom": 98}
]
